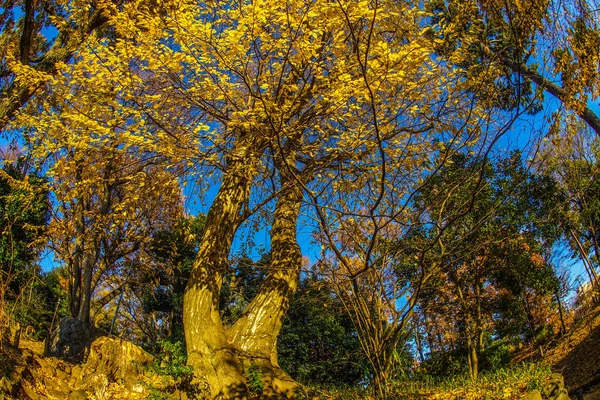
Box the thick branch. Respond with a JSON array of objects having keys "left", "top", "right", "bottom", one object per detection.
[{"left": 504, "top": 58, "right": 600, "bottom": 137}]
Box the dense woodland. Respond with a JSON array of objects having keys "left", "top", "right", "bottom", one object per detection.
[{"left": 0, "top": 0, "right": 599, "bottom": 398}]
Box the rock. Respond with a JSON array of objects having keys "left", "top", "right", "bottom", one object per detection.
[
  {"left": 173, "top": 389, "right": 192, "bottom": 399},
  {"left": 542, "top": 373, "right": 571, "bottom": 400},
  {"left": 35, "top": 355, "right": 53, "bottom": 372},
  {"left": 49, "top": 318, "right": 105, "bottom": 362},
  {"left": 70, "top": 364, "right": 83, "bottom": 387},
  {"left": 56, "top": 368, "right": 70, "bottom": 381},
  {"left": 54, "top": 377, "right": 71, "bottom": 393},
  {"left": 132, "top": 383, "right": 145, "bottom": 394},
  {"left": 74, "top": 335, "right": 154, "bottom": 390},
  {"left": 21, "top": 383, "right": 40, "bottom": 399},
  {"left": 0, "top": 376, "right": 15, "bottom": 395},
  {"left": 47, "top": 388, "right": 69, "bottom": 398}
]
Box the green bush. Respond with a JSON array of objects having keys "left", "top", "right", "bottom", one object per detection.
[
  {"left": 480, "top": 342, "right": 511, "bottom": 372},
  {"left": 142, "top": 339, "right": 205, "bottom": 399},
  {"left": 246, "top": 364, "right": 264, "bottom": 396},
  {"left": 415, "top": 350, "right": 468, "bottom": 379}
]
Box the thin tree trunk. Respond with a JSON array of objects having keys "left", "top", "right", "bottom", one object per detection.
[
  {"left": 467, "top": 335, "right": 478, "bottom": 380},
  {"left": 452, "top": 271, "right": 478, "bottom": 379},
  {"left": 571, "top": 229, "right": 599, "bottom": 285},
  {"left": 474, "top": 269, "right": 484, "bottom": 353},
  {"left": 500, "top": 58, "right": 600, "bottom": 137},
  {"left": 78, "top": 238, "right": 100, "bottom": 324},
  {"left": 415, "top": 321, "right": 425, "bottom": 363},
  {"left": 69, "top": 176, "right": 85, "bottom": 318},
  {"left": 555, "top": 291, "right": 567, "bottom": 336}
]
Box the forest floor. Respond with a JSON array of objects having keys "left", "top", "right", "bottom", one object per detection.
[
  {"left": 541, "top": 304, "right": 600, "bottom": 399},
  {"left": 1, "top": 305, "right": 600, "bottom": 399},
  {"left": 0, "top": 334, "right": 151, "bottom": 399}
]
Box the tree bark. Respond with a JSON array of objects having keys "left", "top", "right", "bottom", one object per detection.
[
  {"left": 499, "top": 57, "right": 600, "bottom": 137},
  {"left": 555, "top": 291, "right": 567, "bottom": 336},
  {"left": 69, "top": 168, "right": 85, "bottom": 319},
  {"left": 571, "top": 229, "right": 599, "bottom": 286},
  {"left": 467, "top": 335, "right": 478, "bottom": 380},
  {"left": 183, "top": 133, "right": 262, "bottom": 399},
  {"left": 228, "top": 169, "right": 304, "bottom": 398}
]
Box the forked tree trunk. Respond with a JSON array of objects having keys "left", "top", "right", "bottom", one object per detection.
[
  {"left": 184, "top": 139, "right": 305, "bottom": 398},
  {"left": 228, "top": 171, "right": 304, "bottom": 398},
  {"left": 183, "top": 134, "right": 260, "bottom": 398}
]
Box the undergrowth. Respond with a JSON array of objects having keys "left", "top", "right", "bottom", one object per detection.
[
  {"left": 308, "top": 363, "right": 552, "bottom": 400},
  {"left": 139, "top": 340, "right": 207, "bottom": 400},
  {"left": 390, "top": 363, "right": 552, "bottom": 400}
]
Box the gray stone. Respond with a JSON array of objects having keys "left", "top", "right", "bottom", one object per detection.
[{"left": 49, "top": 318, "right": 105, "bottom": 362}]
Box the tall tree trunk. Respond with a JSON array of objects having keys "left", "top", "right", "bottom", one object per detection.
[
  {"left": 78, "top": 249, "right": 97, "bottom": 324},
  {"left": 183, "top": 134, "right": 261, "bottom": 399},
  {"left": 499, "top": 58, "right": 600, "bottom": 137},
  {"left": 474, "top": 269, "right": 484, "bottom": 353},
  {"left": 228, "top": 173, "right": 304, "bottom": 398},
  {"left": 415, "top": 321, "right": 425, "bottom": 363}
]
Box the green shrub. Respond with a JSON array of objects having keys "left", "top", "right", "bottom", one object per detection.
[
  {"left": 246, "top": 364, "right": 264, "bottom": 396},
  {"left": 141, "top": 339, "right": 206, "bottom": 399},
  {"left": 480, "top": 342, "right": 511, "bottom": 372},
  {"left": 391, "top": 363, "right": 552, "bottom": 400}
]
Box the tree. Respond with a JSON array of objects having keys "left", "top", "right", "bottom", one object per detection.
[
  {"left": 0, "top": 156, "right": 49, "bottom": 340},
  {"left": 93, "top": 1, "right": 483, "bottom": 397},
  {"left": 558, "top": 137, "right": 600, "bottom": 286},
  {"left": 278, "top": 274, "right": 368, "bottom": 386},
  {"left": 45, "top": 148, "right": 185, "bottom": 325},
  {"left": 14, "top": 0, "right": 516, "bottom": 397},
  {"left": 132, "top": 214, "right": 207, "bottom": 349},
  {"left": 412, "top": 152, "right": 566, "bottom": 378},
  {"left": 426, "top": 0, "right": 600, "bottom": 135}
]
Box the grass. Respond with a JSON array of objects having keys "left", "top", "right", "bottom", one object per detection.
[
  {"left": 309, "top": 363, "right": 553, "bottom": 400},
  {"left": 394, "top": 363, "right": 553, "bottom": 400}
]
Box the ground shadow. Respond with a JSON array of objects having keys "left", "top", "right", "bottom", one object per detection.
[{"left": 553, "top": 318, "right": 600, "bottom": 399}]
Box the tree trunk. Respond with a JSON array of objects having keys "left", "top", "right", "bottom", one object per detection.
[
  {"left": 78, "top": 241, "right": 100, "bottom": 324},
  {"left": 228, "top": 173, "right": 304, "bottom": 398},
  {"left": 69, "top": 170, "right": 85, "bottom": 319},
  {"left": 467, "top": 335, "right": 478, "bottom": 380},
  {"left": 415, "top": 321, "right": 425, "bottom": 363},
  {"left": 555, "top": 291, "right": 567, "bottom": 336},
  {"left": 183, "top": 134, "right": 262, "bottom": 399},
  {"left": 571, "top": 229, "right": 599, "bottom": 285},
  {"left": 371, "top": 366, "right": 389, "bottom": 400},
  {"left": 474, "top": 269, "right": 484, "bottom": 353},
  {"left": 499, "top": 58, "right": 600, "bottom": 137},
  {"left": 184, "top": 135, "right": 306, "bottom": 398}
]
